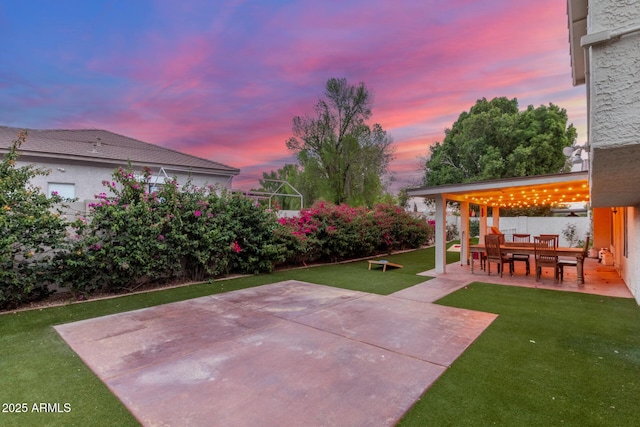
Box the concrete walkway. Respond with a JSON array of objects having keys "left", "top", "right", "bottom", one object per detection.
[{"left": 55, "top": 280, "right": 496, "bottom": 427}]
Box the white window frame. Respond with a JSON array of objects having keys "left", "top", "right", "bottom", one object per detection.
[{"left": 48, "top": 182, "right": 75, "bottom": 199}]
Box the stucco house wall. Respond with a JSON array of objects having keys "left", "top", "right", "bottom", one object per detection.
[
  {"left": 2, "top": 126, "right": 240, "bottom": 220},
  {"left": 614, "top": 206, "right": 639, "bottom": 301},
  {"left": 588, "top": 1, "right": 640, "bottom": 150},
  {"left": 17, "top": 158, "right": 232, "bottom": 203},
  {"left": 574, "top": 0, "right": 640, "bottom": 303},
  {"left": 627, "top": 208, "right": 640, "bottom": 299}
]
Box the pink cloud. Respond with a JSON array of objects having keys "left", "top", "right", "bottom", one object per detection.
[{"left": 11, "top": 0, "right": 585, "bottom": 194}]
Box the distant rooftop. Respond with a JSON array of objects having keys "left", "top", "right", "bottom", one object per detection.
[{"left": 0, "top": 126, "right": 239, "bottom": 175}]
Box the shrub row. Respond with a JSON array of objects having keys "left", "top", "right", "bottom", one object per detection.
[
  {"left": 277, "top": 202, "right": 432, "bottom": 265},
  {"left": 1, "top": 136, "right": 432, "bottom": 309},
  {"left": 51, "top": 166, "right": 286, "bottom": 298}
]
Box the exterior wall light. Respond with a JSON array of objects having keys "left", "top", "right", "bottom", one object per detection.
[{"left": 563, "top": 143, "right": 590, "bottom": 168}]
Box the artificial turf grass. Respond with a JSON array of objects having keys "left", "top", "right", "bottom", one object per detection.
[
  {"left": 0, "top": 275, "right": 288, "bottom": 427},
  {"left": 269, "top": 248, "right": 459, "bottom": 295},
  {"left": 0, "top": 246, "right": 443, "bottom": 427},
  {"left": 6, "top": 245, "right": 639, "bottom": 426},
  {"left": 397, "top": 283, "right": 640, "bottom": 426}
]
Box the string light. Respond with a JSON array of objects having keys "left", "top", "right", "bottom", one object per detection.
[{"left": 460, "top": 181, "right": 589, "bottom": 208}]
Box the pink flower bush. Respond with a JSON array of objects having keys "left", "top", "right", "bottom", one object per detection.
[
  {"left": 276, "top": 201, "right": 432, "bottom": 265},
  {"left": 32, "top": 158, "right": 430, "bottom": 304}
]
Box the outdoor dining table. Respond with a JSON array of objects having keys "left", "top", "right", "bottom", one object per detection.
[{"left": 469, "top": 242, "right": 586, "bottom": 285}]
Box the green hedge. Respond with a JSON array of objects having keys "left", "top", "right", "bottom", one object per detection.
[
  {"left": 53, "top": 166, "right": 286, "bottom": 297},
  {"left": 2, "top": 137, "right": 433, "bottom": 309},
  {"left": 277, "top": 201, "right": 432, "bottom": 265},
  {"left": 1, "top": 132, "right": 72, "bottom": 309}
]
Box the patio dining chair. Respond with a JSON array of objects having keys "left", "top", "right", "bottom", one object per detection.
[
  {"left": 558, "top": 236, "right": 589, "bottom": 282},
  {"left": 484, "top": 234, "right": 513, "bottom": 277},
  {"left": 539, "top": 234, "right": 559, "bottom": 246},
  {"left": 534, "top": 235, "right": 559, "bottom": 283},
  {"left": 476, "top": 230, "right": 505, "bottom": 271},
  {"left": 510, "top": 233, "right": 531, "bottom": 275}
]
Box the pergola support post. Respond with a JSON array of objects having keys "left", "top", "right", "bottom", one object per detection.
[
  {"left": 460, "top": 201, "right": 469, "bottom": 265},
  {"left": 492, "top": 206, "right": 500, "bottom": 231},
  {"left": 479, "top": 204, "right": 488, "bottom": 242},
  {"left": 434, "top": 194, "right": 447, "bottom": 274}
]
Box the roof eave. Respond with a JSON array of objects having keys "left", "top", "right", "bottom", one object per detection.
[
  {"left": 407, "top": 172, "right": 588, "bottom": 197},
  {"left": 568, "top": 0, "right": 588, "bottom": 86},
  {"left": 3, "top": 150, "right": 240, "bottom": 176},
  {"left": 406, "top": 172, "right": 590, "bottom": 207}
]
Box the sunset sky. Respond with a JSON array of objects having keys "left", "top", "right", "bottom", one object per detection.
[{"left": 1, "top": 0, "right": 586, "bottom": 192}]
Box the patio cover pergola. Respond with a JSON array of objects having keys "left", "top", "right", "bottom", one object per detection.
[{"left": 406, "top": 171, "right": 589, "bottom": 274}]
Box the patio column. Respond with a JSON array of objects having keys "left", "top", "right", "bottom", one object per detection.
[
  {"left": 434, "top": 194, "right": 447, "bottom": 274},
  {"left": 492, "top": 206, "right": 500, "bottom": 231},
  {"left": 460, "top": 201, "right": 469, "bottom": 265},
  {"left": 479, "top": 204, "right": 488, "bottom": 241}
]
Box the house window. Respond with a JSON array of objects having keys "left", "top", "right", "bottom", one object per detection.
[{"left": 48, "top": 182, "right": 75, "bottom": 199}]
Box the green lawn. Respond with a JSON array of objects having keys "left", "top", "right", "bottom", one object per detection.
[
  {"left": 0, "top": 246, "right": 450, "bottom": 427},
  {"left": 399, "top": 283, "right": 640, "bottom": 426},
  {"left": 1, "top": 245, "right": 639, "bottom": 426}
]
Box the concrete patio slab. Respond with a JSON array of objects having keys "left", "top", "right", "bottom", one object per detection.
[
  {"left": 214, "top": 279, "right": 368, "bottom": 320},
  {"left": 55, "top": 281, "right": 496, "bottom": 427},
  {"left": 297, "top": 294, "right": 496, "bottom": 367},
  {"left": 55, "top": 296, "right": 283, "bottom": 379},
  {"left": 105, "top": 321, "right": 445, "bottom": 427}
]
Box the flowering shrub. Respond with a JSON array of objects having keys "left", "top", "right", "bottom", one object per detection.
[
  {"left": 273, "top": 214, "right": 321, "bottom": 265},
  {"left": 1, "top": 132, "right": 72, "bottom": 309},
  {"left": 277, "top": 201, "right": 432, "bottom": 265},
  {"left": 2, "top": 136, "right": 432, "bottom": 308},
  {"left": 55, "top": 165, "right": 285, "bottom": 295},
  {"left": 371, "top": 204, "right": 433, "bottom": 251}
]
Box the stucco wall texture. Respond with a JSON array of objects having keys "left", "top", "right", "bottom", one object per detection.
[{"left": 590, "top": 1, "right": 640, "bottom": 148}]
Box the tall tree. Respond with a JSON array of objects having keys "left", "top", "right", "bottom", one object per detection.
[
  {"left": 423, "top": 97, "right": 577, "bottom": 186},
  {"left": 286, "top": 77, "right": 394, "bottom": 206}
]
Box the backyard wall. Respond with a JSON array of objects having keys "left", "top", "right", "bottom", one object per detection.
[
  {"left": 487, "top": 216, "right": 591, "bottom": 247},
  {"left": 429, "top": 215, "right": 591, "bottom": 248},
  {"left": 277, "top": 210, "right": 300, "bottom": 218}
]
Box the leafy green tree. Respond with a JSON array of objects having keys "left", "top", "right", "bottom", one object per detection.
[
  {"left": 396, "top": 189, "right": 410, "bottom": 209},
  {"left": 286, "top": 77, "right": 394, "bottom": 206},
  {"left": 1, "top": 131, "right": 71, "bottom": 309},
  {"left": 423, "top": 97, "right": 577, "bottom": 186},
  {"left": 257, "top": 164, "right": 305, "bottom": 210}
]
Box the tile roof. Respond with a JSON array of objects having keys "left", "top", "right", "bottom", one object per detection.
[{"left": 0, "top": 126, "right": 239, "bottom": 175}]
